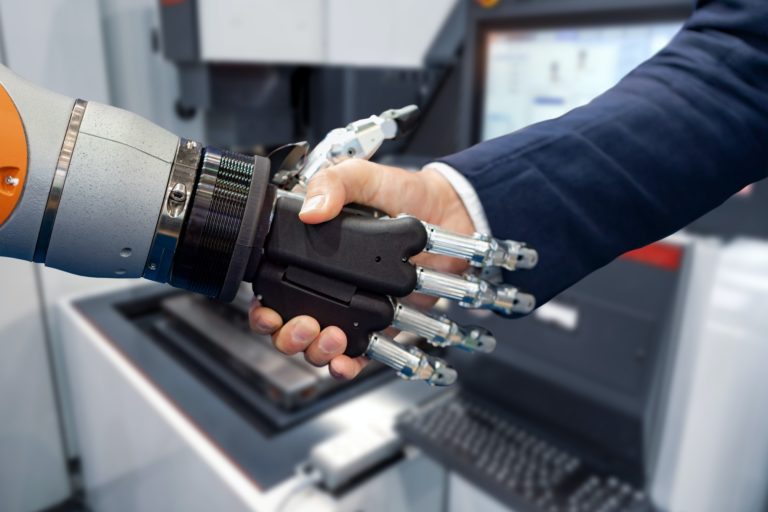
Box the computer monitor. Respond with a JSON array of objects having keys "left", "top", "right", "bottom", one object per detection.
[
  {"left": 480, "top": 20, "right": 681, "bottom": 140},
  {"left": 456, "top": 0, "right": 693, "bottom": 147}
]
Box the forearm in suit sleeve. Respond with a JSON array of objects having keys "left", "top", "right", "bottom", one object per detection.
[{"left": 440, "top": 0, "right": 768, "bottom": 305}]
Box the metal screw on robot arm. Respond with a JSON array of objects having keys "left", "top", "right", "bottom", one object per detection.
[{"left": 365, "top": 333, "right": 457, "bottom": 386}]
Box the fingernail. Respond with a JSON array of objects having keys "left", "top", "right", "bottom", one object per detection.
[
  {"left": 300, "top": 195, "right": 325, "bottom": 215},
  {"left": 292, "top": 321, "right": 316, "bottom": 344},
  {"left": 318, "top": 333, "right": 343, "bottom": 355},
  {"left": 255, "top": 319, "right": 275, "bottom": 332}
]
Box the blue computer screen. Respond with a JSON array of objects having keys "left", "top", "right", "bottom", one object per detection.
[{"left": 481, "top": 21, "right": 682, "bottom": 141}]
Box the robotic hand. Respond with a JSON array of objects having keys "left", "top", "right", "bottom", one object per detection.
[
  {"left": 257, "top": 107, "right": 539, "bottom": 385},
  {"left": 0, "top": 64, "right": 537, "bottom": 385}
]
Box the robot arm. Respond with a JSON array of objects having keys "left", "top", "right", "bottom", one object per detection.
[
  {"left": 0, "top": 64, "right": 538, "bottom": 385},
  {"left": 0, "top": 65, "right": 181, "bottom": 278}
]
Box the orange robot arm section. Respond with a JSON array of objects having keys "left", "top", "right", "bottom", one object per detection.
[{"left": 0, "top": 83, "right": 28, "bottom": 227}]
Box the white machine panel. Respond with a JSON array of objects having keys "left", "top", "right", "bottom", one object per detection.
[
  {"left": 326, "top": 0, "right": 456, "bottom": 68},
  {"left": 652, "top": 239, "right": 768, "bottom": 512},
  {"left": 0, "top": 0, "right": 109, "bottom": 101},
  {"left": 57, "top": 300, "right": 266, "bottom": 512},
  {"left": 0, "top": 261, "right": 70, "bottom": 512},
  {"left": 197, "top": 0, "right": 457, "bottom": 68},
  {"left": 0, "top": 0, "right": 114, "bottom": 510},
  {"left": 198, "top": 0, "right": 325, "bottom": 65}
]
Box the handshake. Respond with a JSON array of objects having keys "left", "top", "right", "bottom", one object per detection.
[{"left": 249, "top": 107, "right": 538, "bottom": 385}]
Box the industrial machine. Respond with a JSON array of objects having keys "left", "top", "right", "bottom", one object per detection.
[
  {"left": 389, "top": 1, "right": 768, "bottom": 511},
  {"left": 157, "top": 0, "right": 465, "bottom": 152},
  {"left": 400, "top": 241, "right": 690, "bottom": 512},
  {"left": 397, "top": 235, "right": 768, "bottom": 512},
  {"left": 59, "top": 284, "right": 450, "bottom": 511},
  {"left": 2, "top": 0, "right": 768, "bottom": 511},
  {"left": 56, "top": 234, "right": 768, "bottom": 512}
]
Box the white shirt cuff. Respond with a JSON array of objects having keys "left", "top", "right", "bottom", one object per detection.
[{"left": 424, "top": 162, "right": 492, "bottom": 236}]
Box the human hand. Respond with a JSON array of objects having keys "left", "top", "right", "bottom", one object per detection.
[{"left": 249, "top": 160, "right": 475, "bottom": 380}]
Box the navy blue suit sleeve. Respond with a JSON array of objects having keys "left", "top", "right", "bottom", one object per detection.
[{"left": 441, "top": 0, "right": 768, "bottom": 305}]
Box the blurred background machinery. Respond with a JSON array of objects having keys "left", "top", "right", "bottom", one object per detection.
[{"left": 0, "top": 1, "right": 767, "bottom": 512}]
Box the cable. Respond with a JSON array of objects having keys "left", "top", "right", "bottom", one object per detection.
[{"left": 274, "top": 465, "right": 324, "bottom": 512}]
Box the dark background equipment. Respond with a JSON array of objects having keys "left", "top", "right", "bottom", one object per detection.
[
  {"left": 398, "top": 2, "right": 695, "bottom": 511},
  {"left": 158, "top": 0, "right": 467, "bottom": 154},
  {"left": 399, "top": 243, "right": 687, "bottom": 512}
]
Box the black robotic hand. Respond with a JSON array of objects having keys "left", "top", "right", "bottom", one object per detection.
[{"left": 246, "top": 107, "right": 539, "bottom": 385}]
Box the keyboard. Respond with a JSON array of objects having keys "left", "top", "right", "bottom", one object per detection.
[{"left": 397, "top": 393, "right": 654, "bottom": 512}]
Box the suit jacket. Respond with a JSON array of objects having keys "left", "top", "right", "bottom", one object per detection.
[{"left": 441, "top": 0, "right": 768, "bottom": 305}]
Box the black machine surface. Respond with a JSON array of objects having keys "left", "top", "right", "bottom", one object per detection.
[{"left": 160, "top": 293, "right": 386, "bottom": 412}]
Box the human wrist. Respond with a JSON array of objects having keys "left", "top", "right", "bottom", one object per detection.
[{"left": 419, "top": 167, "right": 476, "bottom": 236}]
